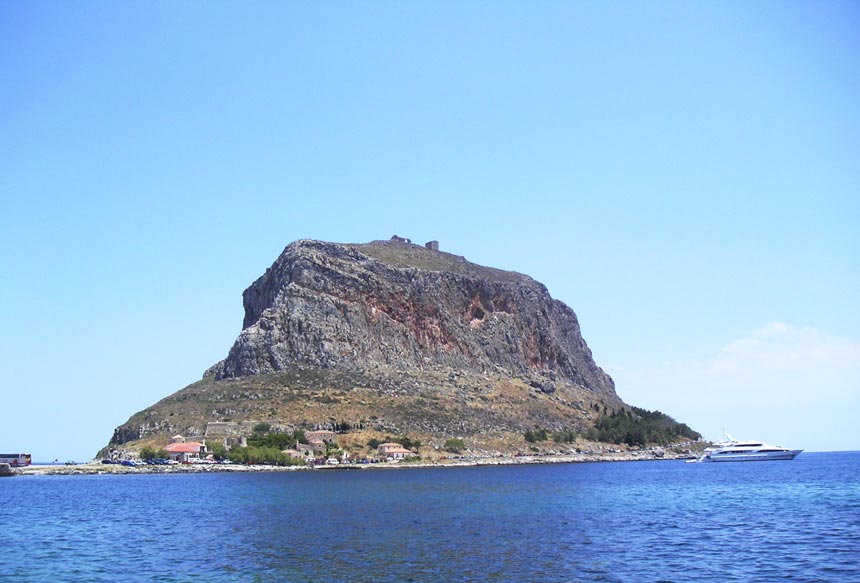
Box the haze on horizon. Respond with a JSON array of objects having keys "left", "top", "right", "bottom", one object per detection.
[{"left": 1, "top": 2, "right": 857, "bottom": 460}]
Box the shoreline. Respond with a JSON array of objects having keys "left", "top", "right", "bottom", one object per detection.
[{"left": 18, "top": 451, "right": 691, "bottom": 476}]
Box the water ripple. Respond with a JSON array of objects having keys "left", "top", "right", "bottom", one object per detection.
[{"left": 1, "top": 453, "right": 859, "bottom": 582}]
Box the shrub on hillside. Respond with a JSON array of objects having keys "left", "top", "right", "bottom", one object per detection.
[
  {"left": 591, "top": 407, "right": 700, "bottom": 446},
  {"left": 444, "top": 438, "right": 466, "bottom": 453}
]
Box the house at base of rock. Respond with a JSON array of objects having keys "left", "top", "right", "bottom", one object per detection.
[
  {"left": 296, "top": 443, "right": 321, "bottom": 457},
  {"left": 377, "top": 442, "right": 413, "bottom": 460},
  {"left": 164, "top": 435, "right": 205, "bottom": 463}
]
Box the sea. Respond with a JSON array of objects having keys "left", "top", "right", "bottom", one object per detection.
[{"left": 2, "top": 452, "right": 858, "bottom": 583}]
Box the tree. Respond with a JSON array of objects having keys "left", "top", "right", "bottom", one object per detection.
[
  {"left": 324, "top": 441, "right": 341, "bottom": 458},
  {"left": 228, "top": 445, "right": 301, "bottom": 466},
  {"left": 444, "top": 438, "right": 466, "bottom": 453},
  {"left": 336, "top": 420, "right": 351, "bottom": 433},
  {"left": 208, "top": 441, "right": 228, "bottom": 461},
  {"left": 248, "top": 432, "right": 295, "bottom": 450},
  {"left": 253, "top": 422, "right": 271, "bottom": 434},
  {"left": 388, "top": 435, "right": 421, "bottom": 450},
  {"left": 524, "top": 427, "right": 548, "bottom": 443},
  {"left": 588, "top": 406, "right": 701, "bottom": 446},
  {"left": 552, "top": 429, "right": 577, "bottom": 444}
]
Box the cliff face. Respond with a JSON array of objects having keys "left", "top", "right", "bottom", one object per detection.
[
  {"left": 213, "top": 238, "right": 616, "bottom": 398},
  {"left": 105, "top": 237, "right": 625, "bottom": 455}
]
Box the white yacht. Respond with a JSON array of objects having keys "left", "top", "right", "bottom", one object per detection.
[{"left": 687, "top": 434, "right": 802, "bottom": 463}]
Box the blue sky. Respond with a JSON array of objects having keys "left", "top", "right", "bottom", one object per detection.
[{"left": 2, "top": 2, "right": 857, "bottom": 460}]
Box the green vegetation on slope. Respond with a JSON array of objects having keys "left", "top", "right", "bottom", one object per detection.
[
  {"left": 226, "top": 446, "right": 306, "bottom": 466},
  {"left": 585, "top": 407, "right": 700, "bottom": 446},
  {"left": 246, "top": 428, "right": 308, "bottom": 450},
  {"left": 524, "top": 427, "right": 578, "bottom": 444}
]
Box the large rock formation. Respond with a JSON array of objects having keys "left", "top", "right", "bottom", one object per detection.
[
  {"left": 104, "top": 237, "right": 628, "bottom": 456},
  {"left": 212, "top": 238, "right": 616, "bottom": 397}
]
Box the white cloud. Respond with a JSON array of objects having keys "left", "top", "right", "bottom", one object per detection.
[
  {"left": 758, "top": 321, "right": 793, "bottom": 336},
  {"left": 609, "top": 323, "right": 860, "bottom": 452}
]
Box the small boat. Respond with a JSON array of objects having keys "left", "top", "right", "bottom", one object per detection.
[{"left": 686, "top": 433, "right": 802, "bottom": 463}]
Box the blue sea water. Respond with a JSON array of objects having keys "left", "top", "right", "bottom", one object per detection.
[{"left": 2, "top": 452, "right": 859, "bottom": 583}]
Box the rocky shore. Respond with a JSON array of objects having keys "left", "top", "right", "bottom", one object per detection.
[{"left": 20, "top": 451, "right": 692, "bottom": 476}]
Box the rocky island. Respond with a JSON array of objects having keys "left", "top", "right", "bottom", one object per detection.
[{"left": 102, "top": 237, "right": 698, "bottom": 464}]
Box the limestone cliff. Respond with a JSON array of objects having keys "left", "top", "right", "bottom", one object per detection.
[
  {"left": 213, "top": 238, "right": 616, "bottom": 397},
  {"left": 105, "top": 237, "right": 627, "bottom": 455}
]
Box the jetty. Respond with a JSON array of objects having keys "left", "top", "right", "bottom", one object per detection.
[{"left": 0, "top": 463, "right": 18, "bottom": 477}]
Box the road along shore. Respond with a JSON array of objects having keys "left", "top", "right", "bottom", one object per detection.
[{"left": 20, "top": 451, "right": 692, "bottom": 476}]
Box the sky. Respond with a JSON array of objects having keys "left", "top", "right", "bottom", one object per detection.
[{"left": 1, "top": 2, "right": 857, "bottom": 460}]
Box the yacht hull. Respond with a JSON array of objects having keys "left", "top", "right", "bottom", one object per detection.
[
  {"left": 687, "top": 437, "right": 803, "bottom": 463},
  {"left": 706, "top": 449, "right": 802, "bottom": 462}
]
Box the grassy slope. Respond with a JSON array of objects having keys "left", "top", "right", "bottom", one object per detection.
[
  {"left": 354, "top": 240, "right": 531, "bottom": 285},
  {"left": 104, "top": 364, "right": 620, "bottom": 458}
]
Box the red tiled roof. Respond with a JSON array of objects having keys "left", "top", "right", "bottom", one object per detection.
[{"left": 164, "top": 442, "right": 204, "bottom": 454}]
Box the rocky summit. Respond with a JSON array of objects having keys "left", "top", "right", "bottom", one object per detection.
[
  {"left": 214, "top": 238, "right": 616, "bottom": 395},
  {"left": 105, "top": 237, "right": 634, "bottom": 457}
]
